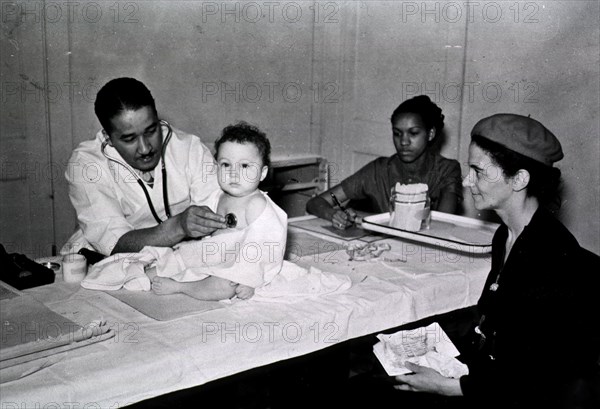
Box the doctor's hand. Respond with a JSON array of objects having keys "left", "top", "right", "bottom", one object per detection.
[
  {"left": 177, "top": 205, "right": 227, "bottom": 238},
  {"left": 393, "top": 362, "right": 463, "bottom": 396}
]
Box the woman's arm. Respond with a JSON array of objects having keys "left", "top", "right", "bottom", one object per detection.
[
  {"left": 435, "top": 190, "right": 461, "bottom": 214},
  {"left": 306, "top": 184, "right": 356, "bottom": 229},
  {"left": 433, "top": 160, "right": 463, "bottom": 214}
]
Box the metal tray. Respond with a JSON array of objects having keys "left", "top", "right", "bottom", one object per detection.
[{"left": 361, "top": 211, "right": 499, "bottom": 253}]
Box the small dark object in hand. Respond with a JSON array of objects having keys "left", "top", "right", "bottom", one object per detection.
[
  {"left": 225, "top": 213, "right": 237, "bottom": 228},
  {"left": 78, "top": 248, "right": 106, "bottom": 265}
]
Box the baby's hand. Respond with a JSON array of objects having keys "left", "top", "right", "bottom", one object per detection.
[{"left": 235, "top": 284, "right": 255, "bottom": 300}]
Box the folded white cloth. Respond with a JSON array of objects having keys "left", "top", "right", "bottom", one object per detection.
[
  {"left": 252, "top": 261, "right": 352, "bottom": 302},
  {"left": 80, "top": 251, "right": 159, "bottom": 291}
]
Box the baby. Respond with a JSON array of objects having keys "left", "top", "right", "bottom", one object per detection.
[{"left": 136, "top": 122, "right": 287, "bottom": 300}]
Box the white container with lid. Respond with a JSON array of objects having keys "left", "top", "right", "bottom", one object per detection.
[
  {"left": 62, "top": 253, "right": 87, "bottom": 283},
  {"left": 389, "top": 183, "right": 430, "bottom": 232}
]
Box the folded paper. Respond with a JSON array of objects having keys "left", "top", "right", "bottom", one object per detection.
[{"left": 373, "top": 322, "right": 468, "bottom": 378}]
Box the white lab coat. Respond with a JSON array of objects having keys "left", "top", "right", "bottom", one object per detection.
[{"left": 61, "top": 125, "right": 220, "bottom": 255}]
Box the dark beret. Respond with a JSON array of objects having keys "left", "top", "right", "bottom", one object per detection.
[{"left": 471, "top": 114, "right": 563, "bottom": 166}]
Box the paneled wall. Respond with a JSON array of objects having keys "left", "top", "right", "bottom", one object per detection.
[
  {"left": 1, "top": 1, "right": 598, "bottom": 257},
  {"left": 1, "top": 7, "right": 56, "bottom": 257},
  {"left": 320, "top": 1, "right": 600, "bottom": 253},
  {"left": 459, "top": 1, "right": 600, "bottom": 245}
]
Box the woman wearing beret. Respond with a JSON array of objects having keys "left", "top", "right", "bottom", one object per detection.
[{"left": 347, "top": 114, "right": 599, "bottom": 409}]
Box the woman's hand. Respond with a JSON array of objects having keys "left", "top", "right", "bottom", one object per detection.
[
  {"left": 306, "top": 185, "right": 356, "bottom": 230},
  {"left": 393, "top": 362, "right": 463, "bottom": 396},
  {"left": 331, "top": 208, "right": 357, "bottom": 230}
]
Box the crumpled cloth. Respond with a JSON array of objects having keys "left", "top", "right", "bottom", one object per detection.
[
  {"left": 81, "top": 192, "right": 287, "bottom": 291},
  {"left": 80, "top": 247, "right": 180, "bottom": 291},
  {"left": 252, "top": 261, "right": 352, "bottom": 302},
  {"left": 373, "top": 322, "right": 469, "bottom": 377}
]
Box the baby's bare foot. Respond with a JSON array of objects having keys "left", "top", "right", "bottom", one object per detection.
[
  {"left": 144, "top": 265, "right": 158, "bottom": 280},
  {"left": 151, "top": 277, "right": 182, "bottom": 295}
]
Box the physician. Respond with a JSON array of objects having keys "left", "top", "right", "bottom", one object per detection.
[{"left": 62, "top": 77, "right": 226, "bottom": 256}]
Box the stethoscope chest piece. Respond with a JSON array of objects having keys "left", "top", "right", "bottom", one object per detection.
[{"left": 225, "top": 213, "right": 237, "bottom": 228}]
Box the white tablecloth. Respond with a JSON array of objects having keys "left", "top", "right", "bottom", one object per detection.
[{"left": 0, "top": 224, "right": 490, "bottom": 407}]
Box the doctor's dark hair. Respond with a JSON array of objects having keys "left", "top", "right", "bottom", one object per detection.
[
  {"left": 215, "top": 121, "right": 271, "bottom": 168},
  {"left": 471, "top": 135, "right": 562, "bottom": 207},
  {"left": 94, "top": 78, "right": 157, "bottom": 133},
  {"left": 391, "top": 95, "right": 445, "bottom": 133}
]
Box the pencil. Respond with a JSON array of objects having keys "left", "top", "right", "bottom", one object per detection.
[{"left": 330, "top": 192, "right": 353, "bottom": 221}]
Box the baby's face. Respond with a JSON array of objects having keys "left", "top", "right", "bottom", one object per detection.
[{"left": 216, "top": 141, "right": 268, "bottom": 197}]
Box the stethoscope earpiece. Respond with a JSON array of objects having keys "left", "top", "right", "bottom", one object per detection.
[{"left": 102, "top": 129, "right": 113, "bottom": 146}]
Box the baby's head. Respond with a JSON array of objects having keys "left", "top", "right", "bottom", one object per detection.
[{"left": 214, "top": 122, "right": 271, "bottom": 197}]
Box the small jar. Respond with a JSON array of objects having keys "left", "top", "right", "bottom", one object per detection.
[
  {"left": 62, "top": 253, "right": 87, "bottom": 283},
  {"left": 389, "top": 184, "right": 430, "bottom": 231}
]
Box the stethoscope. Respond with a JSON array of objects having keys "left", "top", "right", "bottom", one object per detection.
[{"left": 101, "top": 119, "right": 173, "bottom": 224}]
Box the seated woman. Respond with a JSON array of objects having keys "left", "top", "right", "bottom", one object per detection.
[
  {"left": 306, "top": 95, "right": 463, "bottom": 230},
  {"left": 345, "top": 114, "right": 600, "bottom": 409}
]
